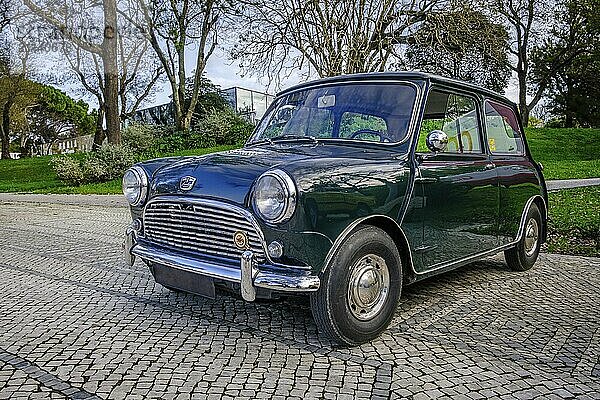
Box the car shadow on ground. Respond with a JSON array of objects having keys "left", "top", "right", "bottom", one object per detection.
[{"left": 151, "top": 256, "right": 513, "bottom": 350}]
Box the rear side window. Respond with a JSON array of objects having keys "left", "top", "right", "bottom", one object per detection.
[{"left": 485, "top": 101, "right": 524, "bottom": 155}]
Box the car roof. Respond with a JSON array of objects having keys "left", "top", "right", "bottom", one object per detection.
[{"left": 277, "top": 71, "right": 516, "bottom": 108}]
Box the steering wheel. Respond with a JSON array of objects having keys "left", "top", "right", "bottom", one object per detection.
[{"left": 349, "top": 129, "right": 391, "bottom": 143}]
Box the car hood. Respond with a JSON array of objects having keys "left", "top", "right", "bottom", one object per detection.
[{"left": 149, "top": 143, "right": 408, "bottom": 206}]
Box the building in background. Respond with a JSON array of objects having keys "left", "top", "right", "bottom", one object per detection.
[
  {"left": 132, "top": 86, "right": 275, "bottom": 127},
  {"left": 52, "top": 135, "right": 95, "bottom": 155},
  {"left": 131, "top": 102, "right": 175, "bottom": 127},
  {"left": 220, "top": 87, "right": 275, "bottom": 123}
]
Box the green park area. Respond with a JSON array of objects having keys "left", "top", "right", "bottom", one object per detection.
[{"left": 0, "top": 127, "right": 598, "bottom": 257}]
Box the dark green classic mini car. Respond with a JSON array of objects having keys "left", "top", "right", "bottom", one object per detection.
[{"left": 123, "top": 72, "right": 547, "bottom": 346}]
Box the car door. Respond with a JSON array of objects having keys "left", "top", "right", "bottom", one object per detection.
[
  {"left": 483, "top": 100, "right": 541, "bottom": 245},
  {"left": 413, "top": 90, "right": 499, "bottom": 271}
]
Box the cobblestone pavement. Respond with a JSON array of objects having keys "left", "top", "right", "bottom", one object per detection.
[{"left": 0, "top": 199, "right": 599, "bottom": 400}]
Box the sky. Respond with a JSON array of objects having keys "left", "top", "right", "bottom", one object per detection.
[
  {"left": 148, "top": 47, "right": 305, "bottom": 109},
  {"left": 49, "top": 43, "right": 522, "bottom": 112}
]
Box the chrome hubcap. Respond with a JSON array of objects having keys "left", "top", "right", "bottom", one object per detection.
[
  {"left": 524, "top": 218, "right": 539, "bottom": 257},
  {"left": 347, "top": 254, "right": 390, "bottom": 321}
]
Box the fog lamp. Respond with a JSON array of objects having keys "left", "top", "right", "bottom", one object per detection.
[{"left": 267, "top": 241, "right": 284, "bottom": 259}]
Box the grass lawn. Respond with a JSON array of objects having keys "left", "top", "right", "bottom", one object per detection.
[
  {"left": 525, "top": 128, "right": 600, "bottom": 180},
  {"left": 0, "top": 145, "right": 238, "bottom": 195},
  {"left": 546, "top": 186, "right": 600, "bottom": 257}
]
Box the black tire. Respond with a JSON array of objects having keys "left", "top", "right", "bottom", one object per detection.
[
  {"left": 504, "top": 203, "right": 542, "bottom": 271},
  {"left": 310, "top": 225, "right": 402, "bottom": 346}
]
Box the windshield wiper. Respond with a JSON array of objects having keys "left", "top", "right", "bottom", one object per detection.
[
  {"left": 247, "top": 137, "right": 274, "bottom": 146},
  {"left": 270, "top": 134, "right": 318, "bottom": 143}
]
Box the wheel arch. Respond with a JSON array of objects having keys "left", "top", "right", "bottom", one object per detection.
[
  {"left": 532, "top": 196, "right": 548, "bottom": 244},
  {"left": 322, "top": 215, "right": 415, "bottom": 282},
  {"left": 518, "top": 195, "right": 547, "bottom": 244}
]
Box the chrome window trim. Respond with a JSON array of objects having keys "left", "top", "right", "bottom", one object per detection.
[{"left": 247, "top": 80, "right": 422, "bottom": 148}]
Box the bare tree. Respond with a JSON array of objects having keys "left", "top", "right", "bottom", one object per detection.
[
  {"left": 58, "top": 28, "right": 163, "bottom": 148},
  {"left": 481, "top": 0, "right": 590, "bottom": 125},
  {"left": 23, "top": 0, "right": 164, "bottom": 146},
  {"left": 23, "top": 0, "right": 122, "bottom": 143},
  {"left": 231, "top": 0, "right": 442, "bottom": 85},
  {"left": 122, "top": 0, "right": 227, "bottom": 132},
  {"left": 406, "top": 6, "right": 511, "bottom": 92}
]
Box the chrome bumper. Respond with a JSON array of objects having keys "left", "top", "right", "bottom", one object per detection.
[{"left": 124, "top": 229, "right": 320, "bottom": 302}]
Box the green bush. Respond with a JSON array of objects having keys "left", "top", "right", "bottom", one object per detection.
[
  {"left": 91, "top": 144, "right": 135, "bottom": 180},
  {"left": 153, "top": 110, "right": 253, "bottom": 153},
  {"left": 50, "top": 156, "right": 84, "bottom": 186},
  {"left": 51, "top": 144, "right": 134, "bottom": 186},
  {"left": 196, "top": 108, "right": 255, "bottom": 146},
  {"left": 155, "top": 129, "right": 197, "bottom": 153},
  {"left": 122, "top": 123, "right": 161, "bottom": 156},
  {"left": 157, "top": 129, "right": 216, "bottom": 153},
  {"left": 81, "top": 157, "right": 109, "bottom": 183}
]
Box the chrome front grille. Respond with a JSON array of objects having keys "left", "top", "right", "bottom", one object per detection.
[{"left": 143, "top": 199, "right": 266, "bottom": 264}]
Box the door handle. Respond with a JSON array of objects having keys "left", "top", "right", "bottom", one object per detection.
[{"left": 415, "top": 177, "right": 439, "bottom": 184}]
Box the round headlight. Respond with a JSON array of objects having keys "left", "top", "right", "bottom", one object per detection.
[
  {"left": 122, "top": 166, "right": 148, "bottom": 207},
  {"left": 252, "top": 170, "right": 297, "bottom": 224}
]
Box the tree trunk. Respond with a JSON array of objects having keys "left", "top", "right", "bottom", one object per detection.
[
  {"left": 517, "top": 70, "right": 529, "bottom": 127},
  {"left": 102, "top": 0, "right": 121, "bottom": 144},
  {"left": 564, "top": 78, "right": 575, "bottom": 128},
  {"left": 93, "top": 105, "right": 106, "bottom": 150},
  {"left": 1, "top": 101, "right": 11, "bottom": 159}
]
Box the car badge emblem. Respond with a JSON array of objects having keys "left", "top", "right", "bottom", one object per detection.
[
  {"left": 179, "top": 176, "right": 197, "bottom": 191},
  {"left": 233, "top": 231, "right": 249, "bottom": 250}
]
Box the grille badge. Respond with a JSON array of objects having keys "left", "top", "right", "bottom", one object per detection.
[
  {"left": 233, "top": 231, "right": 249, "bottom": 249},
  {"left": 180, "top": 176, "right": 197, "bottom": 191}
]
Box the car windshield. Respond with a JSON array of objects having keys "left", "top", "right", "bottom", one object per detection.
[{"left": 249, "top": 83, "right": 417, "bottom": 145}]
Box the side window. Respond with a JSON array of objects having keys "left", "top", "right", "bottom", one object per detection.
[
  {"left": 485, "top": 101, "right": 524, "bottom": 154},
  {"left": 339, "top": 112, "right": 388, "bottom": 142},
  {"left": 418, "top": 91, "right": 482, "bottom": 153}
]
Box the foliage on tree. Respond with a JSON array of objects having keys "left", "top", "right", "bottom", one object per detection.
[
  {"left": 478, "top": 0, "right": 594, "bottom": 125},
  {"left": 28, "top": 85, "right": 97, "bottom": 154},
  {"left": 406, "top": 6, "right": 511, "bottom": 92},
  {"left": 532, "top": 0, "right": 600, "bottom": 127},
  {"left": 0, "top": 39, "right": 39, "bottom": 159},
  {"left": 0, "top": 40, "right": 96, "bottom": 159},
  {"left": 0, "top": 0, "right": 12, "bottom": 31},
  {"left": 186, "top": 76, "right": 231, "bottom": 124}
]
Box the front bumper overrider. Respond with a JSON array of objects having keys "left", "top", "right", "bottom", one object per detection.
[{"left": 124, "top": 228, "right": 320, "bottom": 302}]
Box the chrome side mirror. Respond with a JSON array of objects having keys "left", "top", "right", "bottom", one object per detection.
[{"left": 426, "top": 130, "right": 448, "bottom": 153}]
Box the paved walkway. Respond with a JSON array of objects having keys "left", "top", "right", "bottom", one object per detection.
[
  {"left": 0, "top": 197, "right": 599, "bottom": 399},
  {"left": 0, "top": 176, "right": 598, "bottom": 209},
  {"left": 0, "top": 193, "right": 127, "bottom": 207},
  {"left": 547, "top": 177, "right": 600, "bottom": 191}
]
